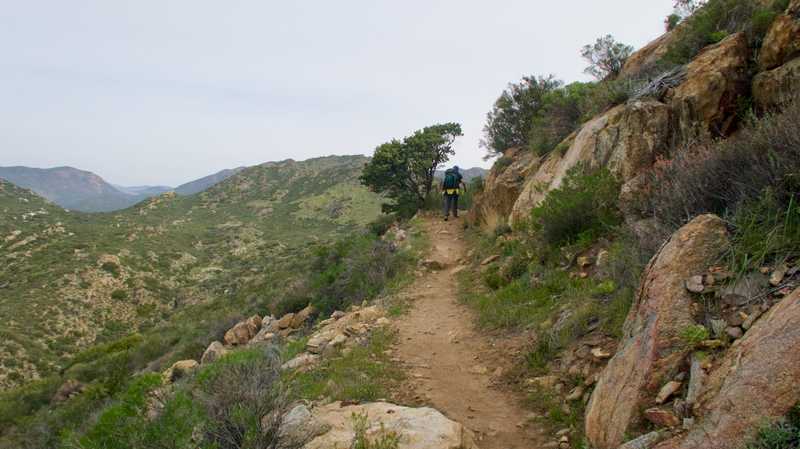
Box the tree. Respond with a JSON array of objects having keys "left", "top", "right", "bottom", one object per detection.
[
  {"left": 581, "top": 35, "right": 634, "bottom": 80},
  {"left": 361, "top": 123, "right": 463, "bottom": 217},
  {"left": 481, "top": 75, "right": 562, "bottom": 158}
]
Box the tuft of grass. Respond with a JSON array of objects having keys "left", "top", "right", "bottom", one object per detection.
[
  {"left": 288, "top": 328, "right": 401, "bottom": 403},
  {"left": 746, "top": 404, "right": 800, "bottom": 449},
  {"left": 680, "top": 324, "right": 711, "bottom": 348},
  {"left": 351, "top": 413, "right": 401, "bottom": 449}
]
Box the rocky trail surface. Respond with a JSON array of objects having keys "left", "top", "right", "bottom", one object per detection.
[{"left": 392, "top": 217, "right": 545, "bottom": 448}]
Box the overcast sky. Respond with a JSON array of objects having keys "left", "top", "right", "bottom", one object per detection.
[{"left": 0, "top": 1, "right": 674, "bottom": 186}]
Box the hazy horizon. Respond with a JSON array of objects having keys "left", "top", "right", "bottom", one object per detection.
[{"left": 1, "top": 1, "right": 673, "bottom": 186}]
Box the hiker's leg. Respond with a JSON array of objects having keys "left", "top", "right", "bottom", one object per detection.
[
  {"left": 442, "top": 194, "right": 450, "bottom": 219},
  {"left": 453, "top": 195, "right": 459, "bottom": 217}
]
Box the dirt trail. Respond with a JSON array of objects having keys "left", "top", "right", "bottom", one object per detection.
[{"left": 392, "top": 216, "right": 545, "bottom": 448}]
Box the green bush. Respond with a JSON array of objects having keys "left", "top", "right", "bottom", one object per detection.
[
  {"left": 110, "top": 289, "right": 128, "bottom": 300},
  {"left": 368, "top": 214, "right": 396, "bottom": 237},
  {"left": 664, "top": 0, "right": 781, "bottom": 64},
  {"left": 681, "top": 325, "right": 711, "bottom": 347},
  {"left": 482, "top": 75, "right": 562, "bottom": 157},
  {"left": 309, "top": 233, "right": 406, "bottom": 315},
  {"left": 530, "top": 165, "right": 622, "bottom": 248},
  {"left": 640, "top": 100, "right": 800, "bottom": 269},
  {"left": 747, "top": 404, "right": 800, "bottom": 449},
  {"left": 100, "top": 262, "right": 121, "bottom": 278},
  {"left": 197, "top": 347, "right": 296, "bottom": 449}
]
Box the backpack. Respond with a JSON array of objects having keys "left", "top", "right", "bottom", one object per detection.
[{"left": 443, "top": 170, "right": 459, "bottom": 189}]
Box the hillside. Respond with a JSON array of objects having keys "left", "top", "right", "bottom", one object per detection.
[
  {"left": 0, "top": 155, "right": 382, "bottom": 389},
  {"left": 174, "top": 167, "right": 245, "bottom": 195}
]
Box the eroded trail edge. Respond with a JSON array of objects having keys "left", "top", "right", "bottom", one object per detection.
[{"left": 392, "top": 217, "right": 543, "bottom": 449}]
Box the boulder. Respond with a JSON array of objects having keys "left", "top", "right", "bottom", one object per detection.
[
  {"left": 468, "top": 147, "right": 538, "bottom": 230},
  {"left": 163, "top": 359, "right": 198, "bottom": 383},
  {"left": 277, "top": 313, "right": 295, "bottom": 329},
  {"left": 291, "top": 305, "right": 316, "bottom": 328},
  {"left": 754, "top": 56, "right": 800, "bottom": 111},
  {"left": 759, "top": 13, "right": 800, "bottom": 71},
  {"left": 278, "top": 404, "right": 329, "bottom": 445},
  {"left": 666, "top": 33, "right": 751, "bottom": 141},
  {"left": 619, "top": 30, "right": 680, "bottom": 78},
  {"left": 201, "top": 341, "right": 228, "bottom": 364},
  {"left": 585, "top": 214, "right": 730, "bottom": 449},
  {"left": 303, "top": 402, "right": 477, "bottom": 449},
  {"left": 281, "top": 353, "right": 319, "bottom": 371},
  {"left": 644, "top": 408, "right": 681, "bottom": 428},
  {"left": 224, "top": 321, "right": 256, "bottom": 346},
  {"left": 654, "top": 287, "right": 800, "bottom": 449}
]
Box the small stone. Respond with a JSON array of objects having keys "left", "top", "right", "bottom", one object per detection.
[
  {"left": 577, "top": 255, "right": 594, "bottom": 268},
  {"left": 742, "top": 308, "right": 763, "bottom": 330},
  {"left": 422, "top": 259, "right": 445, "bottom": 270},
  {"left": 591, "top": 347, "right": 612, "bottom": 360},
  {"left": 331, "top": 310, "right": 346, "bottom": 319},
  {"left": 596, "top": 250, "right": 609, "bottom": 268},
  {"left": 655, "top": 381, "right": 682, "bottom": 404},
  {"left": 726, "top": 326, "right": 743, "bottom": 339},
  {"left": 376, "top": 317, "right": 390, "bottom": 326},
  {"left": 556, "top": 428, "right": 571, "bottom": 437},
  {"left": 481, "top": 255, "right": 500, "bottom": 265},
  {"left": 770, "top": 264, "right": 789, "bottom": 286},
  {"left": 685, "top": 275, "right": 705, "bottom": 293},
  {"left": 277, "top": 313, "right": 295, "bottom": 329},
  {"left": 566, "top": 386, "right": 585, "bottom": 401},
  {"left": 644, "top": 407, "right": 681, "bottom": 428}
]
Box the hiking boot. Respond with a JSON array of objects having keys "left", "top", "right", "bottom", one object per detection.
[{"left": 444, "top": 216, "right": 448, "bottom": 221}]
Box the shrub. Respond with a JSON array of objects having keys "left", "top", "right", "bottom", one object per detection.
[
  {"left": 581, "top": 35, "right": 634, "bottom": 80},
  {"left": 100, "top": 262, "right": 121, "bottom": 278},
  {"left": 482, "top": 75, "right": 562, "bottom": 157},
  {"left": 197, "top": 347, "right": 297, "bottom": 449},
  {"left": 529, "top": 82, "right": 593, "bottom": 156},
  {"left": 309, "top": 234, "right": 403, "bottom": 315},
  {"left": 110, "top": 289, "right": 128, "bottom": 300},
  {"left": 746, "top": 404, "right": 800, "bottom": 449},
  {"left": 639, "top": 100, "right": 800, "bottom": 267},
  {"left": 664, "top": 0, "right": 781, "bottom": 64},
  {"left": 530, "top": 165, "right": 622, "bottom": 248},
  {"left": 368, "top": 214, "right": 396, "bottom": 237},
  {"left": 681, "top": 324, "right": 711, "bottom": 347}
]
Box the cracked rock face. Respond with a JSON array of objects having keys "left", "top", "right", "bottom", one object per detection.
[{"left": 584, "top": 215, "right": 729, "bottom": 449}]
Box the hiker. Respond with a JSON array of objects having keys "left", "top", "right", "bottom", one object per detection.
[{"left": 442, "top": 166, "right": 466, "bottom": 221}]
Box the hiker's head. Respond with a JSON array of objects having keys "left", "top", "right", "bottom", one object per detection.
[{"left": 453, "top": 166, "right": 459, "bottom": 173}]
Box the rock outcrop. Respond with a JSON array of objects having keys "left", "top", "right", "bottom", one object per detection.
[
  {"left": 585, "top": 215, "right": 730, "bottom": 449},
  {"left": 753, "top": 57, "right": 800, "bottom": 110},
  {"left": 302, "top": 402, "right": 477, "bottom": 449},
  {"left": 654, "top": 287, "right": 800, "bottom": 449},
  {"left": 665, "top": 33, "right": 751, "bottom": 141},
  {"left": 758, "top": 5, "right": 800, "bottom": 71},
  {"left": 619, "top": 30, "right": 679, "bottom": 79},
  {"left": 510, "top": 100, "right": 670, "bottom": 226},
  {"left": 469, "top": 147, "right": 537, "bottom": 230}
]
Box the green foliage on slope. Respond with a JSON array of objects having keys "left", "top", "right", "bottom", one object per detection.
[{"left": 0, "top": 155, "right": 382, "bottom": 390}]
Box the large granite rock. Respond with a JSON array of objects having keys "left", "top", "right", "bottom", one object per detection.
[
  {"left": 665, "top": 33, "right": 751, "bottom": 141},
  {"left": 759, "top": 12, "right": 800, "bottom": 71},
  {"left": 585, "top": 215, "right": 730, "bottom": 449},
  {"left": 654, "top": 287, "right": 800, "bottom": 449},
  {"left": 303, "top": 402, "right": 477, "bottom": 449},
  {"left": 509, "top": 100, "right": 670, "bottom": 227},
  {"left": 753, "top": 56, "right": 800, "bottom": 111},
  {"left": 468, "top": 147, "right": 537, "bottom": 230}
]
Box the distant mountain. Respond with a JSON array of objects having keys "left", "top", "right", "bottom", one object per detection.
[
  {"left": 113, "top": 184, "right": 173, "bottom": 196},
  {"left": 0, "top": 166, "right": 138, "bottom": 212},
  {"left": 435, "top": 167, "right": 488, "bottom": 182},
  {"left": 174, "top": 167, "right": 245, "bottom": 195},
  {"left": 0, "top": 166, "right": 248, "bottom": 212}
]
